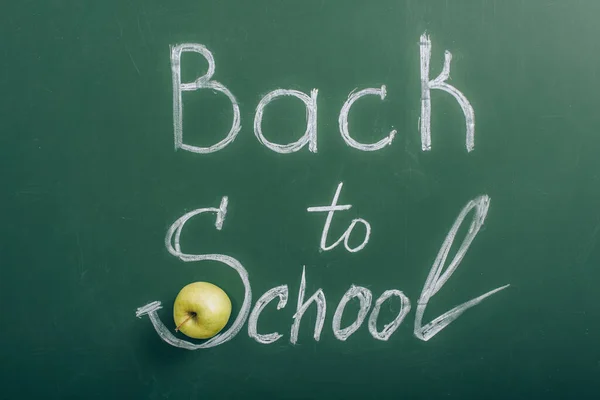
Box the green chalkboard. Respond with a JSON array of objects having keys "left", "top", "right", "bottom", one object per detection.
[{"left": 3, "top": 0, "right": 600, "bottom": 398}]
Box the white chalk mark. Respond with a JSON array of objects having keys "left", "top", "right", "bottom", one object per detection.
[
  {"left": 171, "top": 43, "right": 241, "bottom": 153},
  {"left": 290, "top": 266, "right": 327, "bottom": 344},
  {"left": 414, "top": 195, "right": 510, "bottom": 341},
  {"left": 368, "top": 289, "right": 411, "bottom": 341},
  {"left": 419, "top": 33, "right": 475, "bottom": 152},
  {"left": 332, "top": 285, "right": 372, "bottom": 341},
  {"left": 136, "top": 196, "right": 252, "bottom": 350},
  {"left": 215, "top": 196, "right": 228, "bottom": 229},
  {"left": 338, "top": 86, "right": 397, "bottom": 151},
  {"left": 136, "top": 301, "right": 162, "bottom": 318},
  {"left": 307, "top": 182, "right": 372, "bottom": 253},
  {"left": 343, "top": 218, "right": 371, "bottom": 253},
  {"left": 248, "top": 285, "right": 289, "bottom": 344},
  {"left": 254, "top": 89, "right": 319, "bottom": 153},
  {"left": 136, "top": 301, "right": 205, "bottom": 351}
]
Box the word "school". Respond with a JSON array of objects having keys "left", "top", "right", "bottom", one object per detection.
[
  {"left": 171, "top": 32, "right": 475, "bottom": 155},
  {"left": 136, "top": 194, "right": 509, "bottom": 350}
]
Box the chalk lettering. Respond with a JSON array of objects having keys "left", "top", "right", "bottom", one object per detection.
[
  {"left": 419, "top": 32, "right": 475, "bottom": 152},
  {"left": 254, "top": 89, "right": 319, "bottom": 153},
  {"left": 136, "top": 197, "right": 252, "bottom": 350},
  {"left": 414, "top": 195, "right": 509, "bottom": 341},
  {"left": 248, "top": 285, "right": 289, "bottom": 344},
  {"left": 137, "top": 193, "right": 510, "bottom": 349},
  {"left": 307, "top": 182, "right": 372, "bottom": 253},
  {"left": 290, "top": 266, "right": 327, "bottom": 344},
  {"left": 332, "top": 285, "right": 373, "bottom": 341},
  {"left": 171, "top": 44, "right": 241, "bottom": 153},
  {"left": 339, "top": 85, "right": 397, "bottom": 151},
  {"left": 368, "top": 289, "right": 411, "bottom": 341}
]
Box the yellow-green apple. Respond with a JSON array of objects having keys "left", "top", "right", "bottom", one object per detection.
[{"left": 173, "top": 282, "right": 232, "bottom": 339}]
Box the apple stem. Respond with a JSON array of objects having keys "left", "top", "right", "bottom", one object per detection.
[{"left": 175, "top": 313, "right": 195, "bottom": 332}]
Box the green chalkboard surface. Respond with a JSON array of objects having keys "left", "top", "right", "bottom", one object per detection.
[{"left": 3, "top": 1, "right": 600, "bottom": 398}]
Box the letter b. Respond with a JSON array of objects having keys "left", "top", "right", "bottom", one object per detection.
[{"left": 170, "top": 44, "right": 241, "bottom": 153}]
